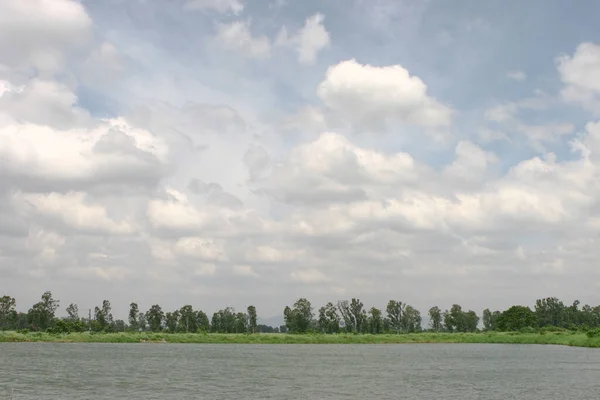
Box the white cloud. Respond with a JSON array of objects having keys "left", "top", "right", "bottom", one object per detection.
[
  {"left": 259, "top": 132, "right": 417, "bottom": 204},
  {"left": 0, "top": 78, "right": 92, "bottom": 128},
  {"left": 317, "top": 59, "right": 452, "bottom": 130},
  {"left": 213, "top": 20, "right": 271, "bottom": 59},
  {"left": 0, "top": 0, "right": 92, "bottom": 75},
  {"left": 184, "top": 0, "right": 244, "bottom": 14},
  {"left": 18, "top": 191, "right": 135, "bottom": 235},
  {"left": 443, "top": 141, "right": 499, "bottom": 183},
  {"left": 557, "top": 42, "right": 600, "bottom": 112},
  {"left": 173, "top": 237, "right": 225, "bottom": 261},
  {"left": 507, "top": 71, "right": 527, "bottom": 81},
  {"left": 0, "top": 115, "right": 169, "bottom": 193},
  {"left": 276, "top": 13, "right": 331, "bottom": 65}
]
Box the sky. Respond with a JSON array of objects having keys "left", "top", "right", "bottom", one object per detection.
[{"left": 2, "top": 0, "right": 600, "bottom": 321}]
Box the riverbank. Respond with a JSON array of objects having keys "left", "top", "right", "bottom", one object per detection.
[{"left": 1, "top": 331, "right": 599, "bottom": 347}]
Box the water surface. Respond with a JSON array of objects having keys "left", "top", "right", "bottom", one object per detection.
[{"left": 1, "top": 343, "right": 599, "bottom": 399}]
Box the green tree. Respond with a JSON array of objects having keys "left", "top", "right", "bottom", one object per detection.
[
  {"left": 179, "top": 305, "right": 198, "bottom": 332},
  {"left": 27, "top": 291, "right": 59, "bottom": 331},
  {"left": 483, "top": 309, "right": 500, "bottom": 331},
  {"left": 247, "top": 305, "right": 257, "bottom": 333},
  {"left": 165, "top": 311, "right": 180, "bottom": 332},
  {"left": 368, "top": 307, "right": 383, "bottom": 334},
  {"left": 235, "top": 312, "right": 248, "bottom": 333},
  {"left": 137, "top": 312, "right": 147, "bottom": 331},
  {"left": 464, "top": 310, "right": 479, "bottom": 332},
  {"left": 443, "top": 310, "right": 453, "bottom": 332},
  {"left": 128, "top": 302, "right": 139, "bottom": 331},
  {"left": 350, "top": 298, "right": 367, "bottom": 333},
  {"left": 65, "top": 303, "right": 79, "bottom": 322},
  {"left": 93, "top": 300, "right": 113, "bottom": 332},
  {"left": 114, "top": 320, "right": 126, "bottom": 332},
  {"left": 449, "top": 304, "right": 465, "bottom": 332},
  {"left": 497, "top": 305, "right": 538, "bottom": 331},
  {"left": 337, "top": 300, "right": 353, "bottom": 333},
  {"left": 318, "top": 302, "right": 340, "bottom": 334},
  {"left": 428, "top": 306, "right": 442, "bottom": 332},
  {"left": 196, "top": 310, "right": 210, "bottom": 332},
  {"left": 146, "top": 304, "right": 164, "bottom": 332},
  {"left": 534, "top": 297, "right": 566, "bottom": 328},
  {"left": 284, "top": 298, "right": 313, "bottom": 333},
  {"left": 386, "top": 300, "right": 404, "bottom": 333},
  {"left": 402, "top": 305, "right": 422, "bottom": 333},
  {"left": 0, "top": 295, "right": 17, "bottom": 331}
]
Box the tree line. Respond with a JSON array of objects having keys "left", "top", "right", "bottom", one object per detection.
[{"left": 1, "top": 292, "right": 599, "bottom": 334}]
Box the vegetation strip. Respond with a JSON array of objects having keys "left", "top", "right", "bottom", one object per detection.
[
  {"left": 1, "top": 331, "right": 599, "bottom": 348},
  {"left": 2, "top": 292, "right": 600, "bottom": 348}
]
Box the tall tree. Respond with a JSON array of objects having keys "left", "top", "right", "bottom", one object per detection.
[
  {"left": 318, "top": 302, "right": 340, "bottom": 334},
  {"left": 165, "top": 311, "right": 180, "bottom": 332},
  {"left": 337, "top": 300, "right": 354, "bottom": 333},
  {"left": 284, "top": 298, "right": 313, "bottom": 333},
  {"left": 482, "top": 309, "right": 500, "bottom": 331},
  {"left": 27, "top": 291, "right": 59, "bottom": 331},
  {"left": 137, "top": 312, "right": 147, "bottom": 331},
  {"left": 196, "top": 310, "right": 210, "bottom": 332},
  {"left": 128, "top": 302, "right": 139, "bottom": 331},
  {"left": 0, "top": 295, "right": 17, "bottom": 331},
  {"left": 386, "top": 300, "right": 404, "bottom": 333},
  {"left": 349, "top": 298, "right": 367, "bottom": 333},
  {"left": 402, "top": 305, "right": 422, "bottom": 333},
  {"left": 368, "top": 307, "right": 383, "bottom": 334},
  {"left": 464, "top": 310, "right": 479, "bottom": 332},
  {"left": 443, "top": 310, "right": 453, "bottom": 332},
  {"left": 247, "top": 305, "right": 257, "bottom": 333},
  {"left": 146, "top": 304, "right": 165, "bottom": 332},
  {"left": 66, "top": 303, "right": 79, "bottom": 322},
  {"left": 235, "top": 312, "right": 248, "bottom": 333},
  {"left": 179, "top": 305, "right": 198, "bottom": 332},
  {"left": 449, "top": 304, "right": 465, "bottom": 332},
  {"left": 428, "top": 306, "right": 442, "bottom": 332},
  {"left": 93, "top": 300, "right": 113, "bottom": 331},
  {"left": 534, "top": 297, "right": 566, "bottom": 328}
]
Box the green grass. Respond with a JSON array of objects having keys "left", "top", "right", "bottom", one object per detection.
[{"left": 1, "top": 331, "right": 599, "bottom": 347}]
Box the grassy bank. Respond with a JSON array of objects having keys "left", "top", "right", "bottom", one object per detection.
[{"left": 1, "top": 331, "right": 599, "bottom": 347}]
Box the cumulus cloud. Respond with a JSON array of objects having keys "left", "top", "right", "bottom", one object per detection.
[
  {"left": 0, "top": 0, "right": 92, "bottom": 76},
  {"left": 317, "top": 59, "right": 452, "bottom": 130},
  {"left": 0, "top": 117, "right": 169, "bottom": 194},
  {"left": 276, "top": 13, "right": 331, "bottom": 65},
  {"left": 257, "top": 132, "right": 417, "bottom": 204},
  {"left": 557, "top": 42, "right": 600, "bottom": 113}
]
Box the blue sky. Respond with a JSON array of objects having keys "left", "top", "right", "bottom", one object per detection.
[{"left": 2, "top": 0, "right": 600, "bottom": 319}]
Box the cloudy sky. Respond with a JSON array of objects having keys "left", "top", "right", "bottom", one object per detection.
[{"left": 2, "top": 0, "right": 600, "bottom": 320}]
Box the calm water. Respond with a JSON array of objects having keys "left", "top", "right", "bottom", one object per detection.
[{"left": 1, "top": 343, "right": 599, "bottom": 399}]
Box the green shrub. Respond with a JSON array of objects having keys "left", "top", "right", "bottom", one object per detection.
[{"left": 586, "top": 328, "right": 600, "bottom": 338}]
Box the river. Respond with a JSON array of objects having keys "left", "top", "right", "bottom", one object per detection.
[{"left": 1, "top": 343, "right": 599, "bottom": 399}]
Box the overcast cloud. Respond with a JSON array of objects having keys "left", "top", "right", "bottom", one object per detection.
[{"left": 2, "top": 0, "right": 600, "bottom": 320}]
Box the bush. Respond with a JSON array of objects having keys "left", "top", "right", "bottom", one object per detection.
[
  {"left": 17, "top": 329, "right": 29, "bottom": 334},
  {"left": 586, "top": 328, "right": 600, "bottom": 338},
  {"left": 540, "top": 326, "right": 567, "bottom": 334}
]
